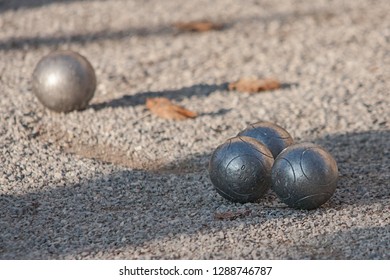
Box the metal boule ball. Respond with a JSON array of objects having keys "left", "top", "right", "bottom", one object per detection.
[
  {"left": 208, "top": 136, "right": 274, "bottom": 203},
  {"left": 271, "top": 142, "right": 339, "bottom": 210},
  {"left": 32, "top": 50, "right": 96, "bottom": 112},
  {"left": 237, "top": 121, "right": 293, "bottom": 158}
]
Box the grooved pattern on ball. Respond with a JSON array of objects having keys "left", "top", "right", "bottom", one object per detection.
[
  {"left": 293, "top": 193, "right": 333, "bottom": 210},
  {"left": 271, "top": 142, "right": 338, "bottom": 210},
  {"left": 300, "top": 147, "right": 339, "bottom": 186},
  {"left": 209, "top": 136, "right": 274, "bottom": 203},
  {"left": 271, "top": 158, "right": 296, "bottom": 200},
  {"left": 224, "top": 154, "right": 267, "bottom": 195},
  {"left": 237, "top": 136, "right": 274, "bottom": 159},
  {"left": 237, "top": 121, "right": 294, "bottom": 158}
]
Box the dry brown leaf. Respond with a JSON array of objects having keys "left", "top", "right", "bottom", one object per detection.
[
  {"left": 214, "top": 210, "right": 251, "bottom": 221},
  {"left": 146, "top": 97, "right": 197, "bottom": 120},
  {"left": 228, "top": 78, "right": 281, "bottom": 93},
  {"left": 174, "top": 20, "right": 224, "bottom": 32}
]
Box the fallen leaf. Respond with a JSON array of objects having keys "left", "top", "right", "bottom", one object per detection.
[
  {"left": 214, "top": 209, "right": 251, "bottom": 221},
  {"left": 173, "top": 20, "right": 224, "bottom": 32},
  {"left": 228, "top": 78, "right": 281, "bottom": 93},
  {"left": 146, "top": 97, "right": 197, "bottom": 120}
]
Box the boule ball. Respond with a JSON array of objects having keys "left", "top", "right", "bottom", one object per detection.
[
  {"left": 237, "top": 121, "right": 293, "bottom": 158},
  {"left": 32, "top": 50, "right": 96, "bottom": 112},
  {"left": 271, "top": 142, "right": 339, "bottom": 210},
  {"left": 209, "top": 136, "right": 274, "bottom": 203}
]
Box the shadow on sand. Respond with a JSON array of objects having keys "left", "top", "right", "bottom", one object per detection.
[
  {"left": 89, "top": 83, "right": 229, "bottom": 111},
  {"left": 0, "top": 0, "right": 92, "bottom": 11},
  {"left": 0, "top": 4, "right": 337, "bottom": 51},
  {"left": 1, "top": 130, "right": 388, "bottom": 259}
]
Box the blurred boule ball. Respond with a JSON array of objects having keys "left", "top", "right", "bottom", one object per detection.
[{"left": 32, "top": 50, "right": 96, "bottom": 112}]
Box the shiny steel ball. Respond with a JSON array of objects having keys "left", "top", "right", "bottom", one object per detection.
[
  {"left": 209, "top": 136, "right": 274, "bottom": 203},
  {"left": 237, "top": 121, "right": 293, "bottom": 158},
  {"left": 271, "top": 142, "right": 338, "bottom": 210},
  {"left": 32, "top": 50, "right": 96, "bottom": 112}
]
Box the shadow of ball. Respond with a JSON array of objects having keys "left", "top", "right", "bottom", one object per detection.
[
  {"left": 237, "top": 121, "right": 293, "bottom": 158},
  {"left": 271, "top": 142, "right": 339, "bottom": 210},
  {"left": 209, "top": 136, "right": 274, "bottom": 203},
  {"left": 32, "top": 50, "right": 96, "bottom": 112}
]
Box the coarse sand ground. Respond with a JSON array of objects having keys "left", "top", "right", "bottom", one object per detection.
[{"left": 0, "top": 0, "right": 389, "bottom": 259}]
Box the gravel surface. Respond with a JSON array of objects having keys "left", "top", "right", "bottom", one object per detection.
[{"left": 0, "top": 0, "right": 389, "bottom": 259}]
